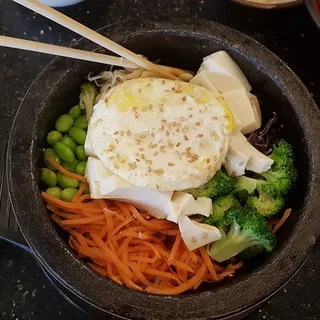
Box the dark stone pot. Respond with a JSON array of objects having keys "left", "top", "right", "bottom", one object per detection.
[{"left": 6, "top": 18, "right": 320, "bottom": 320}]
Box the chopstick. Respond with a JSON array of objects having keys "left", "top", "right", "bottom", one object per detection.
[
  {"left": 0, "top": 35, "right": 193, "bottom": 78},
  {"left": 13, "top": 0, "right": 177, "bottom": 80},
  {"left": 0, "top": 35, "right": 138, "bottom": 68}
]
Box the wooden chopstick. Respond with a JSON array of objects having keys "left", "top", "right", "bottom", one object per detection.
[
  {"left": 0, "top": 35, "right": 138, "bottom": 68},
  {"left": 0, "top": 35, "right": 193, "bottom": 78},
  {"left": 13, "top": 0, "right": 177, "bottom": 80}
]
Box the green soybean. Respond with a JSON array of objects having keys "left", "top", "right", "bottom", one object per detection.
[
  {"left": 62, "top": 159, "right": 79, "bottom": 173},
  {"left": 68, "top": 105, "right": 81, "bottom": 120},
  {"left": 55, "top": 114, "right": 74, "bottom": 132},
  {"left": 76, "top": 161, "right": 86, "bottom": 176},
  {"left": 43, "top": 148, "right": 61, "bottom": 170},
  {"left": 74, "top": 115, "right": 88, "bottom": 130},
  {"left": 68, "top": 127, "right": 86, "bottom": 145},
  {"left": 54, "top": 142, "right": 75, "bottom": 163},
  {"left": 46, "top": 186, "right": 62, "bottom": 199},
  {"left": 57, "top": 171, "right": 79, "bottom": 189},
  {"left": 41, "top": 168, "right": 57, "bottom": 187},
  {"left": 61, "top": 188, "right": 78, "bottom": 202},
  {"left": 75, "top": 145, "right": 87, "bottom": 161},
  {"left": 61, "top": 135, "right": 77, "bottom": 152},
  {"left": 47, "top": 130, "right": 63, "bottom": 147}
]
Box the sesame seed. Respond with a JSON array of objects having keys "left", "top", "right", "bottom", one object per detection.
[
  {"left": 182, "top": 96, "right": 186, "bottom": 101},
  {"left": 141, "top": 154, "right": 146, "bottom": 159},
  {"left": 138, "top": 88, "right": 142, "bottom": 93},
  {"left": 195, "top": 122, "right": 201, "bottom": 126},
  {"left": 135, "top": 153, "right": 140, "bottom": 157},
  {"left": 148, "top": 166, "right": 152, "bottom": 172},
  {"left": 129, "top": 162, "right": 137, "bottom": 170},
  {"left": 176, "top": 142, "right": 181, "bottom": 147},
  {"left": 189, "top": 114, "right": 193, "bottom": 118},
  {"left": 192, "top": 237, "right": 197, "bottom": 243},
  {"left": 198, "top": 134, "right": 203, "bottom": 138},
  {"left": 126, "top": 130, "right": 131, "bottom": 136},
  {"left": 109, "top": 156, "right": 114, "bottom": 160},
  {"left": 146, "top": 160, "right": 152, "bottom": 165},
  {"left": 120, "top": 131, "right": 124, "bottom": 136},
  {"left": 168, "top": 162, "right": 174, "bottom": 166},
  {"left": 154, "top": 151, "right": 159, "bottom": 156},
  {"left": 206, "top": 158, "right": 210, "bottom": 163},
  {"left": 162, "top": 80, "right": 165, "bottom": 85},
  {"left": 136, "top": 158, "right": 140, "bottom": 162},
  {"left": 166, "top": 130, "right": 169, "bottom": 136},
  {"left": 114, "top": 131, "right": 119, "bottom": 135},
  {"left": 176, "top": 127, "right": 180, "bottom": 133},
  {"left": 115, "top": 139, "right": 119, "bottom": 144},
  {"left": 186, "top": 147, "right": 191, "bottom": 151},
  {"left": 219, "top": 147, "right": 223, "bottom": 153},
  {"left": 136, "top": 139, "right": 141, "bottom": 145},
  {"left": 184, "top": 135, "right": 189, "bottom": 141},
  {"left": 160, "top": 145, "right": 166, "bottom": 153},
  {"left": 153, "top": 169, "right": 164, "bottom": 176},
  {"left": 151, "top": 132, "right": 155, "bottom": 138},
  {"left": 159, "top": 126, "right": 164, "bottom": 131},
  {"left": 188, "top": 107, "right": 193, "bottom": 111},
  {"left": 156, "top": 184, "right": 159, "bottom": 190},
  {"left": 147, "top": 83, "right": 151, "bottom": 87},
  {"left": 201, "top": 232, "right": 208, "bottom": 239},
  {"left": 212, "top": 116, "right": 218, "bottom": 120},
  {"left": 114, "top": 165, "right": 119, "bottom": 169},
  {"left": 161, "top": 119, "right": 167, "bottom": 123},
  {"left": 139, "top": 148, "right": 144, "bottom": 152}
]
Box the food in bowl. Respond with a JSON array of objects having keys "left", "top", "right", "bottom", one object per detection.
[{"left": 40, "top": 51, "right": 296, "bottom": 295}]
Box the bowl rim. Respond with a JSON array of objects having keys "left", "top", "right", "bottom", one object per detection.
[
  {"left": 305, "top": 0, "right": 320, "bottom": 30},
  {"left": 7, "top": 17, "right": 320, "bottom": 320}
]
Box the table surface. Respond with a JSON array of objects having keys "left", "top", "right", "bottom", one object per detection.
[{"left": 0, "top": 0, "right": 319, "bottom": 319}]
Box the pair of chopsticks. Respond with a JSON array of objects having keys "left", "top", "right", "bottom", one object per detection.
[{"left": 1, "top": 0, "right": 189, "bottom": 79}]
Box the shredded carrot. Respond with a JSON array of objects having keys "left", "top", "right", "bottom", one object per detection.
[
  {"left": 72, "top": 183, "right": 88, "bottom": 202},
  {"left": 47, "top": 196, "right": 248, "bottom": 294},
  {"left": 273, "top": 208, "right": 292, "bottom": 234},
  {"left": 47, "top": 157, "right": 87, "bottom": 183}
]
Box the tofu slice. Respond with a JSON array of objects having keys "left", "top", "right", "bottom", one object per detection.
[
  {"left": 199, "top": 51, "right": 252, "bottom": 93},
  {"left": 168, "top": 192, "right": 212, "bottom": 223},
  {"left": 189, "top": 70, "right": 221, "bottom": 96},
  {"left": 223, "top": 89, "right": 261, "bottom": 135},
  {"left": 178, "top": 215, "right": 221, "bottom": 251},
  {"left": 224, "top": 133, "right": 273, "bottom": 176},
  {"left": 85, "top": 157, "right": 113, "bottom": 198}
]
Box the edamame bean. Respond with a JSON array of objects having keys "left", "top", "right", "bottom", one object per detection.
[
  {"left": 68, "top": 105, "right": 81, "bottom": 120},
  {"left": 43, "top": 148, "right": 61, "bottom": 170},
  {"left": 68, "top": 127, "right": 86, "bottom": 145},
  {"left": 61, "top": 188, "right": 78, "bottom": 202},
  {"left": 76, "top": 161, "right": 86, "bottom": 176},
  {"left": 75, "top": 145, "right": 87, "bottom": 161},
  {"left": 55, "top": 114, "right": 74, "bottom": 132},
  {"left": 46, "top": 187, "right": 62, "bottom": 199},
  {"left": 54, "top": 142, "right": 75, "bottom": 163},
  {"left": 74, "top": 115, "right": 88, "bottom": 130},
  {"left": 41, "top": 168, "right": 57, "bottom": 187},
  {"left": 62, "top": 159, "right": 79, "bottom": 173},
  {"left": 47, "top": 130, "right": 63, "bottom": 147},
  {"left": 61, "top": 135, "right": 77, "bottom": 152},
  {"left": 57, "top": 171, "right": 79, "bottom": 189}
]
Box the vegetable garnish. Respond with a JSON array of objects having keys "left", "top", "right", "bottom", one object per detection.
[{"left": 44, "top": 193, "right": 242, "bottom": 294}]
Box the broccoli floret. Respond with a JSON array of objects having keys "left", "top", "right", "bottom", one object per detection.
[
  {"left": 79, "top": 83, "right": 98, "bottom": 119},
  {"left": 234, "top": 140, "right": 296, "bottom": 198},
  {"left": 186, "top": 169, "right": 236, "bottom": 199},
  {"left": 204, "top": 194, "right": 240, "bottom": 226},
  {"left": 246, "top": 191, "right": 285, "bottom": 217},
  {"left": 260, "top": 140, "right": 297, "bottom": 196},
  {"left": 238, "top": 245, "right": 265, "bottom": 260},
  {"left": 208, "top": 207, "right": 276, "bottom": 262}
]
